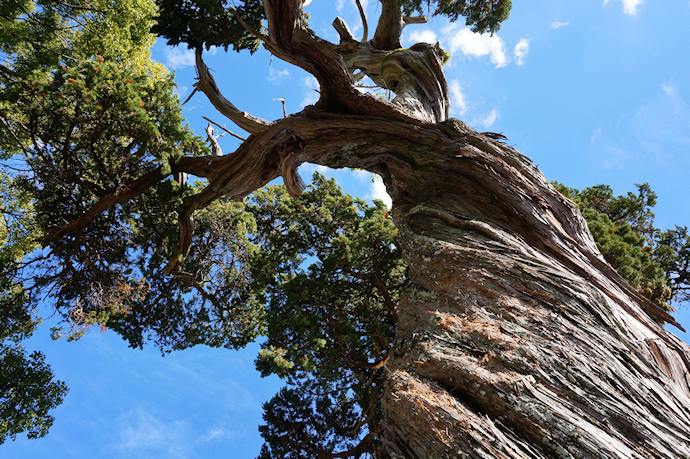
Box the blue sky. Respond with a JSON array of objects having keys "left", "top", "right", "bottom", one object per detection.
[{"left": 5, "top": 1, "right": 690, "bottom": 457}]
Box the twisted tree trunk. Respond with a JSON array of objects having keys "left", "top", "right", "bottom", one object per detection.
[{"left": 375, "top": 120, "right": 690, "bottom": 457}]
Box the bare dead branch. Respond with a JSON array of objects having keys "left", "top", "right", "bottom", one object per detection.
[
  {"left": 194, "top": 49, "right": 272, "bottom": 135},
  {"left": 182, "top": 87, "right": 199, "bottom": 105},
  {"left": 404, "top": 15, "right": 428, "bottom": 25},
  {"left": 333, "top": 17, "right": 357, "bottom": 43},
  {"left": 205, "top": 123, "right": 224, "bottom": 156},
  {"left": 201, "top": 115, "right": 246, "bottom": 141},
  {"left": 272, "top": 98, "right": 287, "bottom": 118}
]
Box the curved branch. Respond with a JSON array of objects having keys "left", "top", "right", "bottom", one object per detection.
[
  {"left": 355, "top": 0, "right": 368, "bottom": 42},
  {"left": 261, "top": 0, "right": 408, "bottom": 119},
  {"left": 328, "top": 424, "right": 382, "bottom": 458},
  {"left": 338, "top": 41, "right": 450, "bottom": 122},
  {"left": 194, "top": 49, "right": 271, "bottom": 135},
  {"left": 42, "top": 168, "right": 167, "bottom": 245}
]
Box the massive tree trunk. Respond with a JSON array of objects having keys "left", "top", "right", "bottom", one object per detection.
[
  {"left": 241, "top": 111, "right": 690, "bottom": 456},
  {"left": 52, "top": 0, "right": 690, "bottom": 455},
  {"left": 376, "top": 121, "right": 690, "bottom": 457}
]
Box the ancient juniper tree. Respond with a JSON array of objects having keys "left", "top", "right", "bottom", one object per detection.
[{"left": 11, "top": 0, "right": 690, "bottom": 456}]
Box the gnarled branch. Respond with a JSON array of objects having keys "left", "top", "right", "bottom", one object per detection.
[
  {"left": 260, "top": 0, "right": 408, "bottom": 119},
  {"left": 194, "top": 49, "right": 271, "bottom": 135}
]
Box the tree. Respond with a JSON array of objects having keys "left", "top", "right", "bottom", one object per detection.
[
  {"left": 5, "top": 0, "right": 690, "bottom": 457},
  {"left": 0, "top": 172, "right": 68, "bottom": 444},
  {"left": 0, "top": 0, "right": 196, "bottom": 440}
]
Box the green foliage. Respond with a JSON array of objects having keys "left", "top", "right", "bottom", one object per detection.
[
  {"left": 151, "top": 0, "right": 511, "bottom": 52},
  {"left": 400, "top": 0, "right": 512, "bottom": 34},
  {"left": 0, "top": 343, "right": 69, "bottom": 444},
  {"left": 0, "top": 0, "right": 164, "bottom": 72},
  {"left": 1, "top": 174, "right": 67, "bottom": 445},
  {"left": 72, "top": 0, "right": 168, "bottom": 76},
  {"left": 1, "top": 171, "right": 38, "bottom": 345},
  {"left": 0, "top": 0, "right": 195, "bottom": 441},
  {"left": 105, "top": 194, "right": 264, "bottom": 351},
  {"left": 655, "top": 226, "right": 690, "bottom": 304},
  {"left": 152, "top": 0, "right": 265, "bottom": 51},
  {"left": 249, "top": 174, "right": 405, "bottom": 457},
  {"left": 13, "top": 58, "right": 205, "bottom": 227},
  {"left": 4, "top": 57, "right": 217, "bottom": 343},
  {"left": 554, "top": 182, "right": 678, "bottom": 312}
]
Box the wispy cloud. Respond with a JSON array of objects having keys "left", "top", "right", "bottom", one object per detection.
[
  {"left": 630, "top": 81, "right": 690, "bottom": 158},
  {"left": 164, "top": 47, "right": 195, "bottom": 69},
  {"left": 115, "top": 409, "right": 190, "bottom": 457},
  {"left": 476, "top": 109, "right": 500, "bottom": 128},
  {"left": 661, "top": 80, "right": 676, "bottom": 97},
  {"left": 442, "top": 25, "right": 508, "bottom": 68},
  {"left": 551, "top": 21, "right": 570, "bottom": 29},
  {"left": 514, "top": 38, "right": 530, "bottom": 66},
  {"left": 405, "top": 29, "right": 438, "bottom": 45},
  {"left": 269, "top": 67, "right": 290, "bottom": 84},
  {"left": 201, "top": 425, "right": 245, "bottom": 442},
  {"left": 603, "top": 0, "right": 643, "bottom": 16},
  {"left": 449, "top": 80, "right": 468, "bottom": 116},
  {"left": 589, "top": 81, "right": 690, "bottom": 170},
  {"left": 369, "top": 176, "right": 392, "bottom": 209},
  {"left": 301, "top": 76, "right": 320, "bottom": 107}
]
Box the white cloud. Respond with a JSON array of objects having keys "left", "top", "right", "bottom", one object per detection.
[
  {"left": 164, "top": 47, "right": 195, "bottom": 69},
  {"left": 661, "top": 80, "right": 676, "bottom": 97},
  {"left": 201, "top": 426, "right": 244, "bottom": 442},
  {"left": 406, "top": 29, "right": 438, "bottom": 45},
  {"left": 449, "top": 80, "right": 468, "bottom": 116},
  {"left": 116, "top": 409, "right": 190, "bottom": 457},
  {"left": 369, "top": 176, "right": 392, "bottom": 209},
  {"left": 603, "top": 0, "right": 643, "bottom": 16},
  {"left": 352, "top": 169, "right": 371, "bottom": 181},
  {"left": 551, "top": 21, "right": 570, "bottom": 29},
  {"left": 477, "top": 109, "right": 500, "bottom": 128},
  {"left": 442, "top": 25, "right": 508, "bottom": 68},
  {"left": 301, "top": 76, "right": 320, "bottom": 107},
  {"left": 269, "top": 67, "right": 290, "bottom": 83},
  {"left": 514, "top": 38, "right": 530, "bottom": 66}
]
